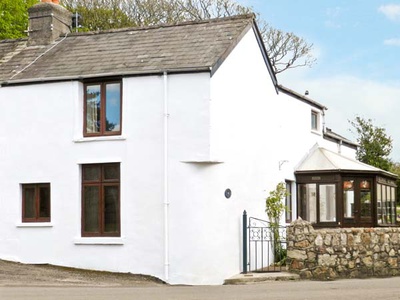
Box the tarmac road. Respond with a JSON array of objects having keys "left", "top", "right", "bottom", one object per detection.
[
  {"left": 2, "top": 277, "right": 400, "bottom": 300},
  {"left": 1, "top": 261, "right": 400, "bottom": 300}
]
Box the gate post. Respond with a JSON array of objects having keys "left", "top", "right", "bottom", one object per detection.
[{"left": 242, "top": 210, "right": 247, "bottom": 274}]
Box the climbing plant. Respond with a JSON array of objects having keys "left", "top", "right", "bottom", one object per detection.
[{"left": 265, "top": 182, "right": 288, "bottom": 264}]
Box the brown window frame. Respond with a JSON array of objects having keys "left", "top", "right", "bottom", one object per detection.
[
  {"left": 81, "top": 163, "right": 121, "bottom": 237},
  {"left": 297, "top": 180, "right": 339, "bottom": 227},
  {"left": 22, "top": 183, "right": 51, "bottom": 223},
  {"left": 83, "top": 81, "right": 122, "bottom": 137},
  {"left": 376, "top": 181, "right": 397, "bottom": 226}
]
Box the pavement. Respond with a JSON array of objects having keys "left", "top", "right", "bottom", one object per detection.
[
  {"left": 224, "top": 271, "right": 300, "bottom": 285},
  {"left": 0, "top": 259, "right": 301, "bottom": 287}
]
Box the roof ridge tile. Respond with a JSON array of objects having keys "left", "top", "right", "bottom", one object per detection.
[
  {"left": 69, "top": 13, "right": 255, "bottom": 37},
  {"left": 0, "top": 14, "right": 255, "bottom": 84}
]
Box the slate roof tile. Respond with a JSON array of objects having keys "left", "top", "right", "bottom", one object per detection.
[{"left": 0, "top": 14, "right": 254, "bottom": 84}]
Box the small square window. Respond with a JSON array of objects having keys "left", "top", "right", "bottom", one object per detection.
[
  {"left": 311, "top": 111, "right": 319, "bottom": 131},
  {"left": 84, "top": 81, "right": 122, "bottom": 137},
  {"left": 22, "top": 183, "right": 51, "bottom": 222}
]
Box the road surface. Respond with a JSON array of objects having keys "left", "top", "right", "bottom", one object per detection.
[{"left": 2, "top": 277, "right": 400, "bottom": 300}]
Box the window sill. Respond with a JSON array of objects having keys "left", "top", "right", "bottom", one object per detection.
[
  {"left": 16, "top": 222, "right": 53, "bottom": 228},
  {"left": 311, "top": 129, "right": 322, "bottom": 136},
  {"left": 73, "top": 136, "right": 127, "bottom": 143},
  {"left": 181, "top": 160, "right": 224, "bottom": 164},
  {"left": 73, "top": 237, "right": 125, "bottom": 245}
]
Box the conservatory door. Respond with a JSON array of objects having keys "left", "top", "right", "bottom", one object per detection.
[{"left": 343, "top": 178, "right": 373, "bottom": 227}]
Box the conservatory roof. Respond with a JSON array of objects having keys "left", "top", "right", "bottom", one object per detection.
[{"left": 295, "top": 145, "right": 397, "bottom": 178}]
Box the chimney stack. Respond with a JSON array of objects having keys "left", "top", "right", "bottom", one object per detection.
[{"left": 28, "top": 0, "right": 71, "bottom": 46}]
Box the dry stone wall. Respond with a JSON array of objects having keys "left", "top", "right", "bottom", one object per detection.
[{"left": 287, "top": 218, "right": 400, "bottom": 280}]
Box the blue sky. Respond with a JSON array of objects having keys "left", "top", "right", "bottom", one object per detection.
[{"left": 239, "top": 1, "right": 400, "bottom": 161}]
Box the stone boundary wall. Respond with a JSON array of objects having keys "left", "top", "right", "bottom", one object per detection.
[{"left": 287, "top": 218, "right": 400, "bottom": 280}]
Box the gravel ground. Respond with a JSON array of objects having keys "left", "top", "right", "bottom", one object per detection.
[{"left": 0, "top": 260, "right": 165, "bottom": 287}]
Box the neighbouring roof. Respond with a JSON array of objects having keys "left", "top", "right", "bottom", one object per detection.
[
  {"left": 0, "top": 14, "right": 259, "bottom": 85},
  {"left": 277, "top": 85, "right": 327, "bottom": 110},
  {"left": 324, "top": 127, "right": 358, "bottom": 149},
  {"left": 295, "top": 145, "right": 397, "bottom": 178}
]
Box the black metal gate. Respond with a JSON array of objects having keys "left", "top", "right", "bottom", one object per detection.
[{"left": 242, "top": 210, "right": 287, "bottom": 273}]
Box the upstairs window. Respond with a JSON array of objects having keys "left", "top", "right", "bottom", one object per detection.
[
  {"left": 84, "top": 81, "right": 122, "bottom": 136},
  {"left": 311, "top": 110, "right": 319, "bottom": 131},
  {"left": 22, "top": 183, "right": 51, "bottom": 222}
]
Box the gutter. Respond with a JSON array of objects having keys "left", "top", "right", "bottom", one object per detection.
[
  {"left": 0, "top": 67, "right": 211, "bottom": 87},
  {"left": 277, "top": 85, "right": 327, "bottom": 110},
  {"left": 295, "top": 169, "right": 398, "bottom": 179}
]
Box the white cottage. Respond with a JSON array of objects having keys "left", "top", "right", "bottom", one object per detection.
[{"left": 0, "top": 0, "right": 396, "bottom": 285}]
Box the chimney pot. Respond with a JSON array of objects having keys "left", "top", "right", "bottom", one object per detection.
[{"left": 40, "top": 0, "right": 60, "bottom": 4}]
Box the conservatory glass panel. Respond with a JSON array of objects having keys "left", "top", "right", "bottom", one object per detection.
[
  {"left": 343, "top": 180, "right": 354, "bottom": 218},
  {"left": 319, "top": 184, "right": 336, "bottom": 222}
]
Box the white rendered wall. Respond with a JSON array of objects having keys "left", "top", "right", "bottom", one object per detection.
[
  {"left": 167, "top": 28, "right": 284, "bottom": 285},
  {"left": 274, "top": 91, "right": 356, "bottom": 223},
  {"left": 0, "top": 79, "right": 169, "bottom": 280},
  {"left": 0, "top": 72, "right": 214, "bottom": 284},
  {"left": 0, "top": 31, "right": 357, "bottom": 286},
  {"left": 321, "top": 139, "right": 357, "bottom": 158}
]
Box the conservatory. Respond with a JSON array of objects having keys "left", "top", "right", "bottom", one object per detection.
[{"left": 295, "top": 146, "right": 397, "bottom": 228}]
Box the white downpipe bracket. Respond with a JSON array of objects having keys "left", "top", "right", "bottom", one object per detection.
[{"left": 163, "top": 71, "right": 170, "bottom": 282}]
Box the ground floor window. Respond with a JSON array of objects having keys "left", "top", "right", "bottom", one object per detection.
[
  {"left": 298, "top": 183, "right": 336, "bottom": 224},
  {"left": 319, "top": 184, "right": 336, "bottom": 222},
  {"left": 82, "top": 163, "right": 120, "bottom": 237},
  {"left": 22, "top": 183, "right": 51, "bottom": 222},
  {"left": 298, "top": 183, "right": 316, "bottom": 223},
  {"left": 296, "top": 173, "right": 397, "bottom": 227},
  {"left": 343, "top": 180, "right": 355, "bottom": 218},
  {"left": 377, "top": 180, "right": 396, "bottom": 225}
]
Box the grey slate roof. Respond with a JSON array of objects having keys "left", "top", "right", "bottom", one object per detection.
[
  {"left": 324, "top": 127, "right": 358, "bottom": 149},
  {"left": 0, "top": 14, "right": 255, "bottom": 84}
]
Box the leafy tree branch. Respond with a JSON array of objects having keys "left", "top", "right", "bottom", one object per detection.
[
  {"left": 61, "top": 0, "right": 315, "bottom": 74},
  {"left": 349, "top": 116, "right": 393, "bottom": 171}
]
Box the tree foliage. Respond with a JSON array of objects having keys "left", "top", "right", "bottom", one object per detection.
[
  {"left": 265, "top": 182, "right": 288, "bottom": 223},
  {"left": 265, "top": 182, "right": 288, "bottom": 264},
  {"left": 349, "top": 116, "right": 393, "bottom": 171},
  {"left": 61, "top": 0, "right": 315, "bottom": 74},
  {"left": 0, "top": 0, "right": 315, "bottom": 74},
  {"left": 262, "top": 22, "right": 315, "bottom": 74},
  {"left": 0, "top": 0, "right": 38, "bottom": 40}
]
